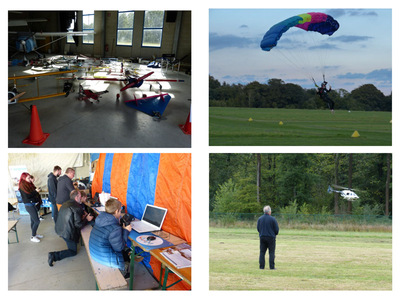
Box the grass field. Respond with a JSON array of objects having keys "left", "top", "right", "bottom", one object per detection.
[
  {"left": 209, "top": 107, "right": 392, "bottom": 146},
  {"left": 209, "top": 227, "right": 392, "bottom": 290}
]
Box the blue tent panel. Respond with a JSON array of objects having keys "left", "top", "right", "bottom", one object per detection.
[
  {"left": 126, "top": 153, "right": 160, "bottom": 219},
  {"left": 102, "top": 154, "right": 114, "bottom": 193}
]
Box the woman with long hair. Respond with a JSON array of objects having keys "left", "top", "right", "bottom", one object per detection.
[{"left": 18, "top": 172, "right": 43, "bottom": 242}]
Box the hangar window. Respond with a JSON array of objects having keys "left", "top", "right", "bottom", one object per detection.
[
  {"left": 117, "top": 11, "right": 135, "bottom": 46},
  {"left": 142, "top": 11, "right": 164, "bottom": 47},
  {"left": 82, "top": 10, "right": 94, "bottom": 44},
  {"left": 66, "top": 12, "right": 77, "bottom": 44}
]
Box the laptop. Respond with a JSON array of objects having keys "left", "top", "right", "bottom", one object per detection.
[{"left": 131, "top": 204, "right": 168, "bottom": 233}]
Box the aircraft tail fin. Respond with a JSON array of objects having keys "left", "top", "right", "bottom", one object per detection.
[{"left": 327, "top": 185, "right": 333, "bottom": 194}]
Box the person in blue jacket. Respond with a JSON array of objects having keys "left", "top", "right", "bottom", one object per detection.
[
  {"left": 257, "top": 205, "right": 279, "bottom": 270},
  {"left": 89, "top": 198, "right": 132, "bottom": 276}
]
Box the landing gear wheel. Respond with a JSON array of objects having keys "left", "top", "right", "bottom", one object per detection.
[{"left": 152, "top": 111, "right": 162, "bottom": 120}]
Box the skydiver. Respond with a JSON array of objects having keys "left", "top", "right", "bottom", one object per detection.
[{"left": 316, "top": 81, "right": 335, "bottom": 113}]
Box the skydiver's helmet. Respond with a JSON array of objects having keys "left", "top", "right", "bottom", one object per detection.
[{"left": 323, "top": 81, "right": 328, "bottom": 86}]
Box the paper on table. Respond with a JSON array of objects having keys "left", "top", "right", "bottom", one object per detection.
[
  {"left": 160, "top": 243, "right": 191, "bottom": 269},
  {"left": 95, "top": 206, "right": 105, "bottom": 212}
]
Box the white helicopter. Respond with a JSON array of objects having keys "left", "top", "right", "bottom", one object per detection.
[{"left": 327, "top": 184, "right": 360, "bottom": 201}]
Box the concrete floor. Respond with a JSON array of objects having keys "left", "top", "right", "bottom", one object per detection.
[
  {"left": 8, "top": 57, "right": 191, "bottom": 148},
  {"left": 8, "top": 211, "right": 160, "bottom": 290}
]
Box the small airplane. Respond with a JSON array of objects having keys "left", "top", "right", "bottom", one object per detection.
[
  {"left": 78, "top": 84, "right": 109, "bottom": 103},
  {"left": 9, "top": 13, "right": 94, "bottom": 56},
  {"left": 124, "top": 93, "right": 172, "bottom": 118},
  {"left": 327, "top": 184, "right": 360, "bottom": 201},
  {"left": 8, "top": 69, "right": 78, "bottom": 103},
  {"left": 10, "top": 31, "right": 95, "bottom": 60},
  {"left": 78, "top": 70, "right": 184, "bottom": 92}
]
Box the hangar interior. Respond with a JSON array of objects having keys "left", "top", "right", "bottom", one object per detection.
[
  {"left": 8, "top": 153, "right": 191, "bottom": 290},
  {"left": 8, "top": 10, "right": 191, "bottom": 148}
]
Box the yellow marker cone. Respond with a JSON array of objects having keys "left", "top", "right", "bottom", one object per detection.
[
  {"left": 279, "top": 121, "right": 283, "bottom": 125},
  {"left": 248, "top": 118, "right": 253, "bottom": 122},
  {"left": 351, "top": 131, "right": 360, "bottom": 138}
]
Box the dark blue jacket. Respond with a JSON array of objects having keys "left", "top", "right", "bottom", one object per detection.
[
  {"left": 257, "top": 214, "right": 279, "bottom": 238},
  {"left": 89, "top": 212, "right": 129, "bottom": 270}
]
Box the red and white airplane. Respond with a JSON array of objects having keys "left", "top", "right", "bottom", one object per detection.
[{"left": 78, "top": 70, "right": 184, "bottom": 92}]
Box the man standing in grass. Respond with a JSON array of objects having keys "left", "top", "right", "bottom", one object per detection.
[{"left": 257, "top": 205, "right": 279, "bottom": 270}]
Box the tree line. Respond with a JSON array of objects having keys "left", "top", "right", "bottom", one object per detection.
[
  {"left": 209, "top": 76, "right": 392, "bottom": 111},
  {"left": 209, "top": 153, "right": 392, "bottom": 216}
]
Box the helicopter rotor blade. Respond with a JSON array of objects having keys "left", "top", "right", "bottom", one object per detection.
[
  {"left": 331, "top": 184, "right": 349, "bottom": 190},
  {"left": 330, "top": 184, "right": 361, "bottom": 191}
]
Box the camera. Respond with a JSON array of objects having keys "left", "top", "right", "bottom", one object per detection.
[{"left": 120, "top": 213, "right": 135, "bottom": 226}]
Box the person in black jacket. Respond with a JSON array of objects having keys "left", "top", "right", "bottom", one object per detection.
[
  {"left": 316, "top": 81, "right": 335, "bottom": 113},
  {"left": 48, "top": 190, "right": 94, "bottom": 267},
  {"left": 257, "top": 205, "right": 279, "bottom": 270},
  {"left": 18, "top": 172, "right": 43, "bottom": 243},
  {"left": 47, "top": 165, "right": 62, "bottom": 222},
  {"left": 55, "top": 167, "right": 75, "bottom": 211}
]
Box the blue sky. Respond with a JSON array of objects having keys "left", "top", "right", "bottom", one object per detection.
[{"left": 209, "top": 9, "right": 392, "bottom": 95}]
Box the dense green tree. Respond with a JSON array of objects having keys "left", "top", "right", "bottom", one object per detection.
[
  {"left": 350, "top": 84, "right": 387, "bottom": 111},
  {"left": 209, "top": 76, "right": 391, "bottom": 111},
  {"left": 209, "top": 153, "right": 392, "bottom": 216},
  {"left": 275, "top": 154, "right": 317, "bottom": 207},
  {"left": 209, "top": 153, "right": 241, "bottom": 210}
]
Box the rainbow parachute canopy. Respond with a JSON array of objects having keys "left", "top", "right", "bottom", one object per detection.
[{"left": 260, "top": 12, "right": 340, "bottom": 51}]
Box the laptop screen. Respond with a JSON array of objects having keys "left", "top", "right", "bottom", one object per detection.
[{"left": 142, "top": 204, "right": 167, "bottom": 228}]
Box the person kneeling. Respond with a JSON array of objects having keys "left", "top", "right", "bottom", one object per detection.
[
  {"left": 89, "top": 198, "right": 132, "bottom": 277},
  {"left": 48, "top": 190, "right": 93, "bottom": 266}
]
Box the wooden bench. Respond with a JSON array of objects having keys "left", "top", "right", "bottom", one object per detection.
[
  {"left": 80, "top": 225, "right": 127, "bottom": 290},
  {"left": 8, "top": 220, "right": 19, "bottom": 244}
]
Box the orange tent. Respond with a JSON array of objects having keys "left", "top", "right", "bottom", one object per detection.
[{"left": 91, "top": 153, "right": 191, "bottom": 290}]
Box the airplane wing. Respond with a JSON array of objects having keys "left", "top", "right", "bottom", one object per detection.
[
  {"left": 144, "top": 79, "right": 185, "bottom": 82},
  {"left": 77, "top": 76, "right": 126, "bottom": 82},
  {"left": 137, "top": 71, "right": 154, "bottom": 81},
  {"left": 120, "top": 72, "right": 154, "bottom": 91},
  {"left": 124, "top": 93, "right": 171, "bottom": 117},
  {"left": 34, "top": 31, "right": 96, "bottom": 37}
]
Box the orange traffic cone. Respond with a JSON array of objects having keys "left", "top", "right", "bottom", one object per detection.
[
  {"left": 179, "top": 109, "right": 191, "bottom": 135},
  {"left": 22, "top": 105, "right": 50, "bottom": 146}
]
